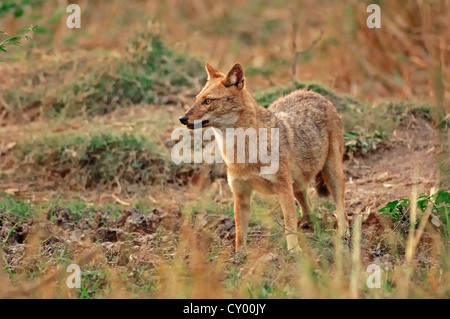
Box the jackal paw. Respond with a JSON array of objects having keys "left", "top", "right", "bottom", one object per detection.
[{"left": 287, "top": 244, "right": 302, "bottom": 254}]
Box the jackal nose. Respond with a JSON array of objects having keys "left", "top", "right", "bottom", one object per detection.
[{"left": 179, "top": 116, "right": 188, "bottom": 125}]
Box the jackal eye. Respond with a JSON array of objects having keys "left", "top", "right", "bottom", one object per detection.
[{"left": 203, "top": 98, "right": 212, "bottom": 105}]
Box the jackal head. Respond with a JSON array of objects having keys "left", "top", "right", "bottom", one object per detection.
[{"left": 179, "top": 62, "right": 245, "bottom": 129}]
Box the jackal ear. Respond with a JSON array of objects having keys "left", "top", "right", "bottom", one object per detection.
[
  {"left": 205, "top": 62, "right": 222, "bottom": 80},
  {"left": 222, "top": 63, "right": 245, "bottom": 90}
]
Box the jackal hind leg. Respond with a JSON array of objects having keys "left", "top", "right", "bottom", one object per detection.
[
  {"left": 293, "top": 185, "right": 313, "bottom": 230},
  {"left": 322, "top": 147, "right": 349, "bottom": 235}
]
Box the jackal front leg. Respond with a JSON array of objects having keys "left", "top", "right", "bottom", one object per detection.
[
  {"left": 277, "top": 184, "right": 300, "bottom": 253},
  {"left": 230, "top": 181, "right": 252, "bottom": 251}
]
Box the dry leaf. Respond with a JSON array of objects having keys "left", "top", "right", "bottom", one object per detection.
[
  {"left": 4, "top": 188, "right": 20, "bottom": 195},
  {"left": 111, "top": 194, "right": 131, "bottom": 206},
  {"left": 147, "top": 195, "right": 157, "bottom": 203},
  {"left": 375, "top": 172, "right": 390, "bottom": 182},
  {"left": 430, "top": 214, "right": 441, "bottom": 227},
  {"left": 0, "top": 141, "right": 16, "bottom": 155}
]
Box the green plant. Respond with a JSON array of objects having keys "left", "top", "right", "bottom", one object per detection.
[
  {"left": 344, "top": 130, "right": 385, "bottom": 155},
  {"left": 433, "top": 190, "right": 450, "bottom": 237},
  {"left": 379, "top": 198, "right": 411, "bottom": 223},
  {"left": 0, "top": 25, "right": 37, "bottom": 61},
  {"left": 379, "top": 190, "right": 450, "bottom": 237}
]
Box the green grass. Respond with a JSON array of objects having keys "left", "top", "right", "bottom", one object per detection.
[
  {"left": 59, "top": 32, "right": 204, "bottom": 115},
  {"left": 2, "top": 217, "right": 25, "bottom": 247},
  {"left": 125, "top": 266, "right": 159, "bottom": 296},
  {"left": 0, "top": 193, "right": 33, "bottom": 218},
  {"left": 3, "top": 30, "right": 205, "bottom": 120},
  {"left": 133, "top": 200, "right": 154, "bottom": 215},
  {"left": 2, "top": 254, "right": 15, "bottom": 280},
  {"left": 46, "top": 197, "right": 96, "bottom": 223},
  {"left": 79, "top": 268, "right": 108, "bottom": 299},
  {"left": 13, "top": 132, "right": 166, "bottom": 190}
]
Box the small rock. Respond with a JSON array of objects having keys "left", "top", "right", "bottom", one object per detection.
[
  {"left": 122, "top": 208, "right": 161, "bottom": 234},
  {"left": 94, "top": 228, "right": 121, "bottom": 242},
  {"left": 48, "top": 208, "right": 73, "bottom": 230}
]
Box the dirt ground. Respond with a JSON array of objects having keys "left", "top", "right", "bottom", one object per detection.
[{"left": 345, "top": 115, "right": 438, "bottom": 218}]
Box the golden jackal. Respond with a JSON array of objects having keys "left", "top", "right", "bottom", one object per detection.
[{"left": 179, "top": 62, "right": 348, "bottom": 252}]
